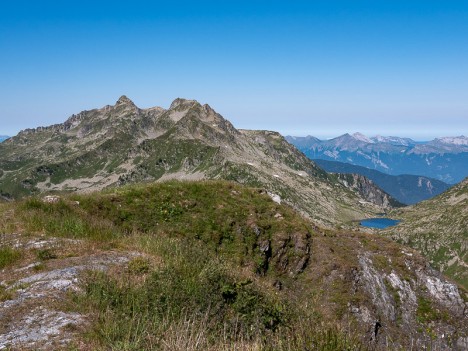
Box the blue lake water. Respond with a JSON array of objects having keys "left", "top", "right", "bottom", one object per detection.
[{"left": 360, "top": 218, "right": 400, "bottom": 229}]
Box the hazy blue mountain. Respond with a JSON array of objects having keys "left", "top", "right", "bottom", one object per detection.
[
  {"left": 371, "top": 135, "right": 417, "bottom": 146},
  {"left": 313, "top": 159, "right": 451, "bottom": 205},
  {"left": 286, "top": 133, "right": 468, "bottom": 184},
  {"left": 0, "top": 135, "right": 9, "bottom": 142}
]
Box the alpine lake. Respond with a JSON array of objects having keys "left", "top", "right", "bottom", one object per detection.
[{"left": 360, "top": 217, "right": 401, "bottom": 229}]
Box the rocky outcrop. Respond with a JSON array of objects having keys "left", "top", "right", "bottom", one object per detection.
[
  {"left": 0, "top": 235, "right": 138, "bottom": 350},
  {"left": 336, "top": 173, "right": 403, "bottom": 209},
  {"left": 271, "top": 231, "right": 311, "bottom": 276},
  {"left": 350, "top": 253, "right": 468, "bottom": 349}
]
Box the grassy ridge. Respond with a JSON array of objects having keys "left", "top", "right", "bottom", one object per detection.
[
  {"left": 4, "top": 180, "right": 464, "bottom": 350},
  {"left": 9, "top": 180, "right": 364, "bottom": 350},
  {"left": 19, "top": 181, "right": 312, "bottom": 275}
]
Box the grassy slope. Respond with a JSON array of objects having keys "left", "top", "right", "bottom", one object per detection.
[
  {"left": 1, "top": 181, "right": 360, "bottom": 350},
  {"left": 1, "top": 180, "right": 466, "bottom": 350},
  {"left": 384, "top": 179, "right": 468, "bottom": 289}
]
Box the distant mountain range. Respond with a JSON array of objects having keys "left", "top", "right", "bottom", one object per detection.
[
  {"left": 0, "top": 135, "right": 9, "bottom": 142},
  {"left": 286, "top": 133, "right": 468, "bottom": 184},
  {"left": 314, "top": 159, "right": 450, "bottom": 205}
]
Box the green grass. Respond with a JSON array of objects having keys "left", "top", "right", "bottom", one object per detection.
[
  {"left": 76, "top": 235, "right": 363, "bottom": 351},
  {"left": 19, "top": 197, "right": 121, "bottom": 242},
  {"left": 80, "top": 239, "right": 282, "bottom": 343},
  {"left": 416, "top": 296, "right": 448, "bottom": 324},
  {"left": 7, "top": 180, "right": 367, "bottom": 350},
  {"left": 16, "top": 181, "right": 312, "bottom": 276},
  {"left": 7, "top": 179, "right": 461, "bottom": 349},
  {"left": 0, "top": 246, "right": 21, "bottom": 269},
  {"left": 126, "top": 256, "right": 151, "bottom": 274},
  {"left": 36, "top": 248, "right": 57, "bottom": 261},
  {"left": 0, "top": 284, "right": 13, "bottom": 302},
  {"left": 15, "top": 181, "right": 303, "bottom": 262}
]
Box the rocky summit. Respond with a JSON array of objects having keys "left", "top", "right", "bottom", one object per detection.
[{"left": 0, "top": 96, "right": 397, "bottom": 226}]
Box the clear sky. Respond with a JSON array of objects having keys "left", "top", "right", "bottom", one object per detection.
[{"left": 1, "top": 0, "right": 467, "bottom": 139}]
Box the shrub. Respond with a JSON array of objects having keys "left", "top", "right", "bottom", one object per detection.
[{"left": 36, "top": 248, "right": 57, "bottom": 260}]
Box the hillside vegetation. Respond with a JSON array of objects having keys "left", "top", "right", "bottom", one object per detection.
[
  {"left": 385, "top": 178, "right": 468, "bottom": 289},
  {"left": 1, "top": 181, "right": 467, "bottom": 350}
]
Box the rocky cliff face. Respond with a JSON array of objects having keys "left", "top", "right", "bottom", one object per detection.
[
  {"left": 314, "top": 158, "right": 451, "bottom": 205},
  {"left": 352, "top": 254, "right": 468, "bottom": 350},
  {"left": 0, "top": 96, "right": 393, "bottom": 226},
  {"left": 336, "top": 173, "right": 403, "bottom": 209}
]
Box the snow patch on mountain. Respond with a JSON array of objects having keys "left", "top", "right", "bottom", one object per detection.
[
  {"left": 324, "top": 150, "right": 339, "bottom": 159},
  {"left": 356, "top": 151, "right": 372, "bottom": 160},
  {"left": 352, "top": 132, "right": 374, "bottom": 143},
  {"left": 371, "top": 135, "right": 415, "bottom": 146},
  {"left": 373, "top": 158, "right": 389, "bottom": 170},
  {"left": 435, "top": 136, "right": 468, "bottom": 146}
]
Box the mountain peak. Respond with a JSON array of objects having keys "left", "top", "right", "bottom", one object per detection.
[
  {"left": 434, "top": 135, "right": 468, "bottom": 146},
  {"left": 352, "top": 132, "right": 373, "bottom": 143},
  {"left": 116, "top": 95, "right": 136, "bottom": 107},
  {"left": 170, "top": 98, "right": 199, "bottom": 110},
  {"left": 371, "top": 135, "right": 416, "bottom": 146}
]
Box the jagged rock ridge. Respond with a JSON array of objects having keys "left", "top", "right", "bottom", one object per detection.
[{"left": 0, "top": 96, "right": 394, "bottom": 226}]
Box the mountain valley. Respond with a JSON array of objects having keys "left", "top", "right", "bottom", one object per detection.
[{"left": 314, "top": 159, "right": 450, "bottom": 205}]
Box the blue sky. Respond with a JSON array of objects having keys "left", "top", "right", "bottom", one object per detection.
[{"left": 0, "top": 1, "right": 467, "bottom": 139}]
